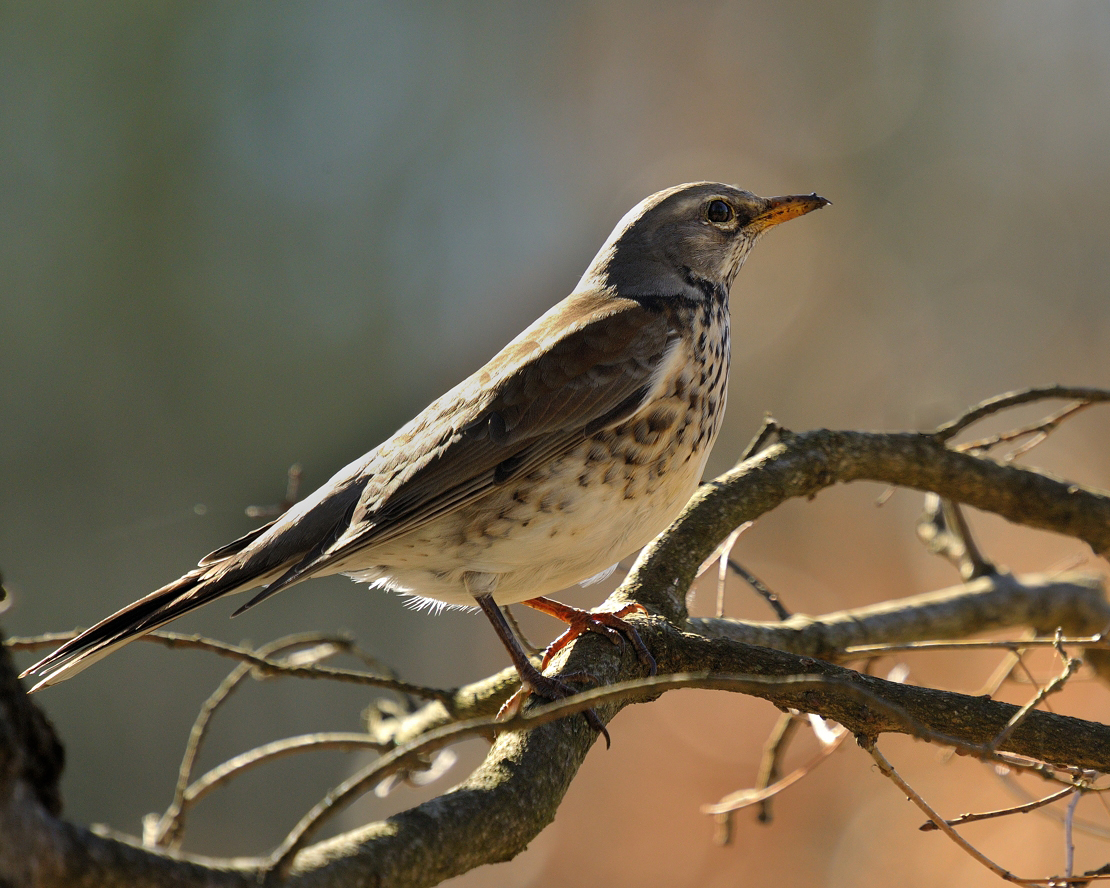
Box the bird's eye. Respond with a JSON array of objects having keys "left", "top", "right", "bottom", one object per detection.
[{"left": 706, "top": 199, "right": 733, "bottom": 224}]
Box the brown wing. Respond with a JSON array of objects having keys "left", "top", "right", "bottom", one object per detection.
[
  {"left": 24, "top": 290, "right": 678, "bottom": 683},
  {"left": 239, "top": 290, "right": 678, "bottom": 602}
]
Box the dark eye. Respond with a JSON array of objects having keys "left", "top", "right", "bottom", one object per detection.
[{"left": 706, "top": 199, "right": 733, "bottom": 224}]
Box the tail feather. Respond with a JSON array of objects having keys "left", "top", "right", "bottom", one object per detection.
[
  {"left": 19, "top": 563, "right": 275, "bottom": 691},
  {"left": 22, "top": 463, "right": 368, "bottom": 691}
]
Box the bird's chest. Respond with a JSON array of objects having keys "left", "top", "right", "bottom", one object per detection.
[
  {"left": 593, "top": 297, "right": 731, "bottom": 496},
  {"left": 364, "top": 298, "right": 733, "bottom": 604},
  {"left": 480, "top": 297, "right": 732, "bottom": 587}
]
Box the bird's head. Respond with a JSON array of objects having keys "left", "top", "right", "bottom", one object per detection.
[{"left": 580, "top": 182, "right": 829, "bottom": 303}]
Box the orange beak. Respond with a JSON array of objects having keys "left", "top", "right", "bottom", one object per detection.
[{"left": 751, "top": 193, "right": 831, "bottom": 231}]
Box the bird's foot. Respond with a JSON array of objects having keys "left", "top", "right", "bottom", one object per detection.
[
  {"left": 523, "top": 597, "right": 657, "bottom": 675},
  {"left": 496, "top": 598, "right": 657, "bottom": 748},
  {"left": 498, "top": 665, "right": 611, "bottom": 746}
]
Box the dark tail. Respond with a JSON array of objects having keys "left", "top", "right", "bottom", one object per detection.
[
  {"left": 19, "top": 563, "right": 270, "bottom": 691},
  {"left": 21, "top": 472, "right": 367, "bottom": 691}
]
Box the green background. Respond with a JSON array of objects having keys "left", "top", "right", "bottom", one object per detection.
[{"left": 3, "top": 3, "right": 1109, "bottom": 885}]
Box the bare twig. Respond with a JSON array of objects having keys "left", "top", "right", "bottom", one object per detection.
[
  {"left": 729, "top": 559, "right": 790, "bottom": 620},
  {"left": 920, "top": 785, "right": 1078, "bottom": 832},
  {"left": 714, "top": 526, "right": 747, "bottom": 618},
  {"left": 740, "top": 416, "right": 782, "bottom": 461},
  {"left": 183, "top": 732, "right": 388, "bottom": 808},
  {"left": 754, "top": 713, "right": 800, "bottom": 825},
  {"left": 933, "top": 386, "right": 1110, "bottom": 442},
  {"left": 845, "top": 636, "right": 1110, "bottom": 656},
  {"left": 149, "top": 633, "right": 362, "bottom": 850},
  {"left": 995, "top": 770, "right": 1110, "bottom": 840},
  {"left": 916, "top": 495, "right": 997, "bottom": 580},
  {"left": 960, "top": 401, "right": 1097, "bottom": 462},
  {"left": 702, "top": 720, "right": 847, "bottom": 816},
  {"left": 991, "top": 635, "right": 1083, "bottom": 751},
  {"left": 695, "top": 523, "right": 789, "bottom": 619},
  {"left": 6, "top": 629, "right": 451, "bottom": 702},
  {"left": 1065, "top": 788, "right": 1081, "bottom": 880},
  {"left": 862, "top": 737, "right": 1037, "bottom": 885}
]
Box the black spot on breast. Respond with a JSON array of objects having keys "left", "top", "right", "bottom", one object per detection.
[{"left": 587, "top": 443, "right": 609, "bottom": 463}]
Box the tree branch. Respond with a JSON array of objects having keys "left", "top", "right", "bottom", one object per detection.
[
  {"left": 623, "top": 428, "right": 1110, "bottom": 622},
  {"left": 3, "top": 415, "right": 1110, "bottom": 886}
]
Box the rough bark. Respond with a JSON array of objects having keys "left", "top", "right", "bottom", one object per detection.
[{"left": 3, "top": 420, "right": 1109, "bottom": 886}]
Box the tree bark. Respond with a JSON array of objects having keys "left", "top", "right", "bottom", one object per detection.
[{"left": 4, "top": 419, "right": 1109, "bottom": 886}]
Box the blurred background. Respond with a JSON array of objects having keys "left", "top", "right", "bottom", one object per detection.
[{"left": 3, "top": 3, "right": 1110, "bottom": 885}]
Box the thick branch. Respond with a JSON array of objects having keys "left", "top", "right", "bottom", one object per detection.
[
  {"left": 688, "top": 571, "right": 1110, "bottom": 659},
  {"left": 368, "top": 571, "right": 1110, "bottom": 744},
  {"left": 4, "top": 425, "right": 1110, "bottom": 886},
  {"left": 8, "top": 605, "right": 1110, "bottom": 887},
  {"left": 624, "top": 429, "right": 1110, "bottom": 622}
]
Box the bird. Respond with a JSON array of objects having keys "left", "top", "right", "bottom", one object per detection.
[{"left": 22, "top": 182, "right": 828, "bottom": 722}]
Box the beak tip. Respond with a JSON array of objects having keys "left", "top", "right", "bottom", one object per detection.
[{"left": 756, "top": 192, "right": 832, "bottom": 228}]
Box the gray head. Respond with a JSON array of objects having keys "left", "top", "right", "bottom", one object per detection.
[{"left": 578, "top": 182, "right": 828, "bottom": 301}]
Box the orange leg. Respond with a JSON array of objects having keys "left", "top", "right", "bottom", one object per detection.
[
  {"left": 522, "top": 597, "right": 657, "bottom": 674},
  {"left": 475, "top": 593, "right": 611, "bottom": 744}
]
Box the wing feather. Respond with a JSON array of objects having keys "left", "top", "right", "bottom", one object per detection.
[{"left": 292, "top": 290, "right": 678, "bottom": 574}]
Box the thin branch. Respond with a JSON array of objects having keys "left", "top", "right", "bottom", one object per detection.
[
  {"left": 714, "top": 526, "right": 746, "bottom": 618},
  {"left": 914, "top": 495, "right": 997, "bottom": 580},
  {"left": 996, "top": 771, "right": 1110, "bottom": 840},
  {"left": 1008, "top": 405, "right": 1094, "bottom": 462},
  {"left": 933, "top": 386, "right": 1110, "bottom": 442},
  {"left": 729, "top": 559, "right": 790, "bottom": 619},
  {"left": 701, "top": 721, "right": 847, "bottom": 815},
  {"left": 845, "top": 636, "right": 1101, "bottom": 656},
  {"left": 740, "top": 416, "right": 782, "bottom": 460},
  {"left": 183, "top": 732, "right": 388, "bottom": 809},
  {"left": 862, "top": 736, "right": 1035, "bottom": 885},
  {"left": 991, "top": 639, "right": 1084, "bottom": 751},
  {"left": 1065, "top": 788, "right": 1081, "bottom": 880},
  {"left": 754, "top": 713, "right": 801, "bottom": 825},
  {"left": 920, "top": 785, "right": 1078, "bottom": 832},
  {"left": 957, "top": 401, "right": 1097, "bottom": 460},
  {"left": 6, "top": 630, "right": 452, "bottom": 703},
  {"left": 150, "top": 633, "right": 360, "bottom": 850}
]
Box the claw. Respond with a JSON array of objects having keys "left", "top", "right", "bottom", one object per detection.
[
  {"left": 498, "top": 669, "right": 611, "bottom": 748},
  {"left": 525, "top": 598, "right": 657, "bottom": 675}
]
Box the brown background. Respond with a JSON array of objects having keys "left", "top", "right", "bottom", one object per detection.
[{"left": 3, "top": 3, "right": 1110, "bottom": 885}]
